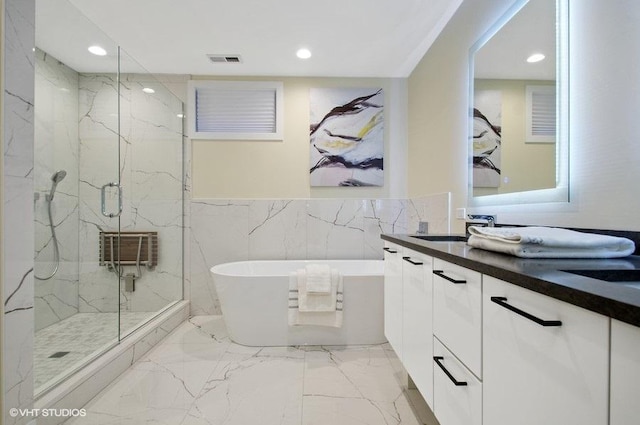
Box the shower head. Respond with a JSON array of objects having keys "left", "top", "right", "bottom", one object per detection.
[
  {"left": 51, "top": 170, "right": 67, "bottom": 183},
  {"left": 47, "top": 170, "right": 67, "bottom": 201}
]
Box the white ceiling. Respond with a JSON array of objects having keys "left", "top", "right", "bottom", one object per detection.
[{"left": 36, "top": 0, "right": 463, "bottom": 77}]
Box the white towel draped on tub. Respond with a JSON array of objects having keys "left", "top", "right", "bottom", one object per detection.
[
  {"left": 467, "top": 226, "right": 636, "bottom": 259},
  {"left": 288, "top": 267, "right": 343, "bottom": 328}
]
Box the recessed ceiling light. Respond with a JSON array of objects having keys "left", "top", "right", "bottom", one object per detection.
[
  {"left": 177, "top": 113, "right": 185, "bottom": 118},
  {"left": 142, "top": 87, "right": 155, "bottom": 94},
  {"left": 296, "top": 48, "right": 312, "bottom": 59},
  {"left": 526, "top": 53, "right": 545, "bottom": 63},
  {"left": 88, "top": 45, "right": 107, "bottom": 56}
]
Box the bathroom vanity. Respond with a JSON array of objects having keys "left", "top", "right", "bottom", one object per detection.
[{"left": 382, "top": 233, "right": 640, "bottom": 425}]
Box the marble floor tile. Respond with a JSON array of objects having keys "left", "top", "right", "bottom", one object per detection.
[
  {"left": 161, "top": 315, "right": 230, "bottom": 345},
  {"left": 302, "top": 395, "right": 416, "bottom": 425},
  {"left": 63, "top": 316, "right": 430, "bottom": 425},
  {"left": 185, "top": 346, "right": 305, "bottom": 425}
]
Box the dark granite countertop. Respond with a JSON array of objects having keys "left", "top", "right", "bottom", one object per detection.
[{"left": 381, "top": 234, "right": 640, "bottom": 327}]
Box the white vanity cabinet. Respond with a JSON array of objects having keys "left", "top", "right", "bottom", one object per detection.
[
  {"left": 432, "top": 258, "right": 482, "bottom": 377},
  {"left": 610, "top": 319, "right": 640, "bottom": 425},
  {"left": 383, "top": 242, "right": 403, "bottom": 358},
  {"left": 483, "top": 275, "right": 609, "bottom": 425},
  {"left": 401, "top": 248, "right": 434, "bottom": 406}
]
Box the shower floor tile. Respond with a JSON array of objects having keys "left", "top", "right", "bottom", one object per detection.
[
  {"left": 34, "top": 312, "right": 153, "bottom": 390},
  {"left": 63, "top": 316, "right": 437, "bottom": 425}
]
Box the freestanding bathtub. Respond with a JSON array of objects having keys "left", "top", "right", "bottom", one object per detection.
[{"left": 211, "top": 260, "right": 385, "bottom": 346}]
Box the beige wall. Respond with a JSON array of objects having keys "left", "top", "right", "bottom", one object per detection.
[
  {"left": 473, "top": 79, "right": 556, "bottom": 197},
  {"left": 191, "top": 76, "right": 408, "bottom": 199},
  {"left": 407, "top": 0, "right": 516, "bottom": 231}
]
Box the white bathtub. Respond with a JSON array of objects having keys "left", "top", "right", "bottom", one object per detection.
[{"left": 211, "top": 260, "right": 385, "bottom": 346}]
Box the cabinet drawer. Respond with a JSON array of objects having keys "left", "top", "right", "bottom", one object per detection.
[
  {"left": 483, "top": 275, "right": 609, "bottom": 425},
  {"left": 432, "top": 258, "right": 482, "bottom": 377},
  {"left": 433, "top": 338, "right": 482, "bottom": 425}
]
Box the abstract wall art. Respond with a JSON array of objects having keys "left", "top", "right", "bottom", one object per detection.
[
  {"left": 473, "top": 90, "right": 502, "bottom": 188},
  {"left": 309, "top": 88, "right": 384, "bottom": 187}
]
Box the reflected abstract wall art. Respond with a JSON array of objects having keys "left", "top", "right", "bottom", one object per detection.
[
  {"left": 309, "top": 88, "right": 384, "bottom": 187},
  {"left": 473, "top": 90, "right": 502, "bottom": 188}
]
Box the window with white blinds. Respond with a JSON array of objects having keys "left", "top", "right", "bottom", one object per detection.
[
  {"left": 187, "top": 80, "right": 284, "bottom": 140},
  {"left": 525, "top": 85, "right": 556, "bottom": 143}
]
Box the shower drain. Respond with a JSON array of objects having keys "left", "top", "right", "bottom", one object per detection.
[{"left": 48, "top": 351, "right": 70, "bottom": 358}]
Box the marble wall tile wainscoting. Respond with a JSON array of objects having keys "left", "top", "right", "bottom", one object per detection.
[
  {"left": 188, "top": 194, "right": 450, "bottom": 316},
  {"left": 64, "top": 316, "right": 434, "bottom": 425}
]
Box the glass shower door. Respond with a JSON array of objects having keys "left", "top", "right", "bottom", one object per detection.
[{"left": 116, "top": 49, "right": 184, "bottom": 339}]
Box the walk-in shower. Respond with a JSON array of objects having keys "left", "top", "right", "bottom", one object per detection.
[{"left": 34, "top": 0, "right": 184, "bottom": 396}]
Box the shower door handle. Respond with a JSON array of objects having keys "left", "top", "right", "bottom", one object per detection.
[{"left": 101, "top": 182, "right": 123, "bottom": 218}]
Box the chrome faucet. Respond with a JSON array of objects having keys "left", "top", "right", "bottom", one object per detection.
[
  {"left": 417, "top": 221, "right": 429, "bottom": 234},
  {"left": 467, "top": 214, "right": 496, "bottom": 227}
]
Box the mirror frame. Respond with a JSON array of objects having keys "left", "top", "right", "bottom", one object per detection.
[{"left": 467, "top": 0, "right": 569, "bottom": 207}]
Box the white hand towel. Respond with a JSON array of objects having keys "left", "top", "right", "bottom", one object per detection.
[
  {"left": 305, "top": 264, "right": 332, "bottom": 293},
  {"left": 288, "top": 270, "right": 343, "bottom": 328},
  {"left": 467, "top": 226, "right": 635, "bottom": 258},
  {"left": 298, "top": 268, "right": 339, "bottom": 312}
]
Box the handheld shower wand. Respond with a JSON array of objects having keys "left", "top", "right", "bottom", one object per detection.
[
  {"left": 47, "top": 169, "right": 67, "bottom": 201},
  {"left": 35, "top": 170, "right": 67, "bottom": 281}
]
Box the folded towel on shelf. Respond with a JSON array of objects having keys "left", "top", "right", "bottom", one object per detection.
[
  {"left": 288, "top": 270, "right": 343, "bottom": 328},
  {"left": 305, "top": 264, "right": 332, "bottom": 294},
  {"left": 467, "top": 226, "right": 635, "bottom": 259}
]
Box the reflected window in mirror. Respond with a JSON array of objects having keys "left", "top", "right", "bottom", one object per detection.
[{"left": 468, "top": 0, "right": 569, "bottom": 207}]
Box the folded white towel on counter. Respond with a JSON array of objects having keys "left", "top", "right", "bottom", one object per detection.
[
  {"left": 467, "top": 226, "right": 635, "bottom": 259},
  {"left": 305, "top": 264, "right": 332, "bottom": 294},
  {"left": 288, "top": 270, "right": 343, "bottom": 328}
]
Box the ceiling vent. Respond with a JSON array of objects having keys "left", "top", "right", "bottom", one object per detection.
[{"left": 207, "top": 54, "right": 242, "bottom": 64}]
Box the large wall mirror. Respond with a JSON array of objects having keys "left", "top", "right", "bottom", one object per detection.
[{"left": 468, "top": 0, "right": 569, "bottom": 207}]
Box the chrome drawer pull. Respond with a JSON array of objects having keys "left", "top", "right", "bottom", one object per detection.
[
  {"left": 491, "top": 296, "right": 562, "bottom": 327},
  {"left": 434, "top": 356, "right": 468, "bottom": 386},
  {"left": 403, "top": 256, "right": 423, "bottom": 265},
  {"left": 383, "top": 247, "right": 398, "bottom": 254},
  {"left": 433, "top": 270, "right": 466, "bottom": 284}
]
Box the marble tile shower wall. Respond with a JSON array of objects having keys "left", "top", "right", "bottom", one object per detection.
[
  {"left": 34, "top": 49, "right": 81, "bottom": 331},
  {"left": 77, "top": 73, "right": 183, "bottom": 314},
  {"left": 3, "top": 0, "right": 36, "bottom": 423},
  {"left": 189, "top": 194, "right": 450, "bottom": 315}
]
